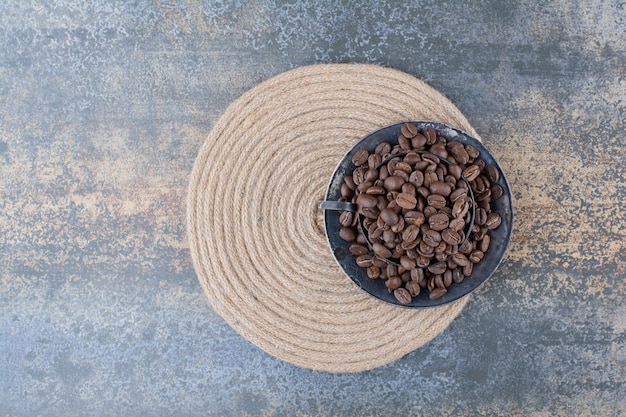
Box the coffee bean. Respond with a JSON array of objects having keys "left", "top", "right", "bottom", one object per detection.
[
  {"left": 424, "top": 128, "right": 437, "bottom": 145},
  {"left": 452, "top": 268, "right": 464, "bottom": 283},
  {"left": 410, "top": 133, "right": 427, "bottom": 149},
  {"left": 385, "top": 276, "right": 402, "bottom": 290},
  {"left": 422, "top": 229, "right": 442, "bottom": 247},
  {"left": 404, "top": 152, "right": 421, "bottom": 165},
  {"left": 398, "top": 135, "right": 411, "bottom": 150},
  {"left": 366, "top": 185, "right": 385, "bottom": 195},
  {"left": 368, "top": 154, "right": 382, "bottom": 170},
  {"left": 449, "top": 188, "right": 467, "bottom": 202},
  {"left": 400, "top": 256, "right": 417, "bottom": 270},
  {"left": 373, "top": 242, "right": 392, "bottom": 258},
  {"left": 463, "top": 164, "right": 481, "bottom": 182},
  {"left": 361, "top": 207, "right": 380, "bottom": 219},
  {"left": 480, "top": 234, "right": 491, "bottom": 252},
  {"left": 449, "top": 217, "right": 465, "bottom": 232},
  {"left": 429, "top": 287, "right": 447, "bottom": 300},
  {"left": 367, "top": 266, "right": 380, "bottom": 279},
  {"left": 491, "top": 184, "right": 503, "bottom": 200},
  {"left": 356, "top": 181, "right": 374, "bottom": 193},
  {"left": 339, "top": 211, "right": 355, "bottom": 227},
  {"left": 465, "top": 145, "right": 480, "bottom": 159},
  {"left": 383, "top": 176, "right": 405, "bottom": 191},
  {"left": 357, "top": 193, "right": 378, "bottom": 208},
  {"left": 428, "top": 213, "right": 449, "bottom": 231},
  {"left": 463, "top": 262, "right": 473, "bottom": 276},
  {"left": 452, "top": 198, "right": 469, "bottom": 219},
  {"left": 401, "top": 122, "right": 418, "bottom": 138},
  {"left": 443, "top": 269, "right": 453, "bottom": 287},
  {"left": 485, "top": 212, "right": 502, "bottom": 229},
  {"left": 364, "top": 169, "right": 379, "bottom": 182},
  {"left": 428, "top": 261, "right": 447, "bottom": 275},
  {"left": 396, "top": 193, "right": 417, "bottom": 209},
  {"left": 380, "top": 208, "right": 400, "bottom": 225},
  {"left": 339, "top": 226, "right": 357, "bottom": 242},
  {"left": 349, "top": 244, "right": 369, "bottom": 256},
  {"left": 394, "top": 287, "right": 412, "bottom": 304},
  {"left": 486, "top": 164, "right": 500, "bottom": 183},
  {"left": 404, "top": 210, "right": 425, "bottom": 226},
  {"left": 402, "top": 225, "right": 420, "bottom": 243},
  {"left": 441, "top": 228, "right": 462, "bottom": 245},
  {"left": 352, "top": 149, "right": 369, "bottom": 166},
  {"left": 429, "top": 181, "right": 452, "bottom": 197},
  {"left": 395, "top": 161, "right": 412, "bottom": 173},
  {"left": 452, "top": 253, "right": 470, "bottom": 267},
  {"left": 375, "top": 141, "right": 392, "bottom": 156},
  {"left": 405, "top": 280, "right": 420, "bottom": 297},
  {"left": 391, "top": 217, "right": 405, "bottom": 233},
  {"left": 427, "top": 194, "right": 447, "bottom": 209},
  {"left": 469, "top": 250, "right": 484, "bottom": 263},
  {"left": 356, "top": 254, "right": 374, "bottom": 268}
]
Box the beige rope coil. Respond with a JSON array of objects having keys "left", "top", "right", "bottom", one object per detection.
[{"left": 187, "top": 64, "right": 480, "bottom": 372}]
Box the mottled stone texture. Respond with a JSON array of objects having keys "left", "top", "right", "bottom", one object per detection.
[{"left": 0, "top": 1, "right": 624, "bottom": 416}]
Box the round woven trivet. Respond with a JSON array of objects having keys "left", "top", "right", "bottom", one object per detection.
[{"left": 187, "top": 64, "right": 480, "bottom": 372}]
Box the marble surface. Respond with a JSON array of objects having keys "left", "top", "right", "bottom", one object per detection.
[{"left": 0, "top": 1, "right": 624, "bottom": 416}]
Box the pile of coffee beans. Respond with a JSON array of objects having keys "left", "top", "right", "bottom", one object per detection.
[{"left": 338, "top": 123, "right": 503, "bottom": 304}]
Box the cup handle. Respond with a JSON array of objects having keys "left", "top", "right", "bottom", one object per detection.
[{"left": 318, "top": 201, "right": 358, "bottom": 212}]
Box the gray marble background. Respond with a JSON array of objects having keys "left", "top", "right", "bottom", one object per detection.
[{"left": 0, "top": 1, "right": 624, "bottom": 416}]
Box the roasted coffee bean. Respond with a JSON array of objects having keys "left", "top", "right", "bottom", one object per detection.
[
  {"left": 469, "top": 250, "right": 484, "bottom": 263},
  {"left": 417, "top": 186, "right": 430, "bottom": 198},
  {"left": 424, "top": 171, "right": 438, "bottom": 188},
  {"left": 391, "top": 217, "right": 405, "bottom": 233},
  {"left": 349, "top": 244, "right": 369, "bottom": 256},
  {"left": 339, "top": 211, "right": 355, "bottom": 227},
  {"left": 401, "top": 122, "right": 418, "bottom": 138},
  {"left": 491, "top": 184, "right": 503, "bottom": 200},
  {"left": 452, "top": 253, "right": 470, "bottom": 267},
  {"left": 371, "top": 256, "right": 387, "bottom": 268},
  {"left": 422, "top": 229, "right": 442, "bottom": 247},
  {"left": 452, "top": 268, "right": 464, "bottom": 284},
  {"left": 366, "top": 185, "right": 385, "bottom": 195},
  {"left": 404, "top": 210, "right": 425, "bottom": 226},
  {"left": 367, "top": 266, "right": 380, "bottom": 279},
  {"left": 428, "top": 213, "right": 449, "bottom": 231},
  {"left": 411, "top": 133, "right": 427, "bottom": 149},
  {"left": 395, "top": 161, "right": 412, "bottom": 174},
  {"left": 424, "top": 128, "right": 437, "bottom": 145},
  {"left": 382, "top": 229, "right": 396, "bottom": 243},
  {"left": 379, "top": 165, "right": 389, "bottom": 180},
  {"left": 340, "top": 183, "right": 353, "bottom": 199},
  {"left": 352, "top": 149, "right": 369, "bottom": 166},
  {"left": 429, "top": 181, "right": 452, "bottom": 197},
  {"left": 463, "top": 262, "right": 473, "bottom": 276},
  {"left": 394, "top": 287, "right": 412, "bottom": 304},
  {"left": 344, "top": 175, "right": 356, "bottom": 190},
  {"left": 452, "top": 198, "right": 469, "bottom": 219},
  {"left": 356, "top": 254, "right": 374, "bottom": 268},
  {"left": 443, "top": 269, "right": 453, "bottom": 287},
  {"left": 429, "top": 287, "right": 447, "bottom": 300},
  {"left": 398, "top": 135, "right": 411, "bottom": 150},
  {"left": 405, "top": 280, "right": 421, "bottom": 297},
  {"left": 485, "top": 212, "right": 502, "bottom": 229},
  {"left": 441, "top": 228, "right": 462, "bottom": 246},
  {"left": 476, "top": 189, "right": 492, "bottom": 202},
  {"left": 449, "top": 188, "right": 467, "bottom": 202},
  {"left": 404, "top": 152, "right": 421, "bottom": 165},
  {"left": 428, "top": 261, "right": 447, "bottom": 275},
  {"left": 364, "top": 169, "right": 379, "bottom": 182},
  {"left": 368, "top": 154, "right": 382, "bottom": 170},
  {"left": 486, "top": 164, "right": 500, "bottom": 183},
  {"left": 427, "top": 194, "right": 447, "bottom": 209},
  {"left": 463, "top": 164, "right": 481, "bottom": 182},
  {"left": 401, "top": 182, "right": 417, "bottom": 197},
  {"left": 397, "top": 193, "right": 417, "bottom": 209},
  {"left": 353, "top": 167, "right": 365, "bottom": 185},
  {"left": 450, "top": 146, "right": 469, "bottom": 165},
  {"left": 402, "top": 225, "right": 420, "bottom": 243},
  {"left": 465, "top": 145, "right": 480, "bottom": 159},
  {"left": 339, "top": 226, "right": 357, "bottom": 242},
  {"left": 372, "top": 242, "right": 392, "bottom": 258},
  {"left": 380, "top": 208, "right": 400, "bottom": 225},
  {"left": 383, "top": 176, "right": 405, "bottom": 191},
  {"left": 480, "top": 234, "right": 491, "bottom": 252},
  {"left": 386, "top": 276, "right": 403, "bottom": 290},
  {"left": 375, "top": 141, "right": 392, "bottom": 156},
  {"left": 356, "top": 181, "right": 374, "bottom": 193},
  {"left": 400, "top": 256, "right": 417, "bottom": 270},
  {"left": 357, "top": 193, "right": 378, "bottom": 208},
  {"left": 449, "top": 217, "right": 465, "bottom": 232}
]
